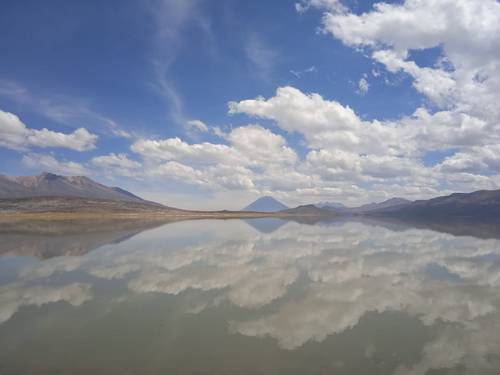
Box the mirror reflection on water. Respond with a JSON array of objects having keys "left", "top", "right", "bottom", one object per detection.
[{"left": 1, "top": 217, "right": 500, "bottom": 374}]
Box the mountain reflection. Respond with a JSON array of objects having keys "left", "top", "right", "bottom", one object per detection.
[
  {"left": 2, "top": 218, "right": 500, "bottom": 374},
  {"left": 0, "top": 219, "right": 170, "bottom": 259}
]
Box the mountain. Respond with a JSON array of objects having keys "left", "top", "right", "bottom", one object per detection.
[
  {"left": 315, "top": 201, "right": 346, "bottom": 210},
  {"left": 243, "top": 196, "right": 288, "bottom": 212},
  {"left": 368, "top": 190, "right": 500, "bottom": 217},
  {"left": 347, "top": 198, "right": 412, "bottom": 213},
  {"left": 313, "top": 198, "right": 411, "bottom": 213},
  {"left": 281, "top": 204, "right": 336, "bottom": 217},
  {"left": 0, "top": 172, "right": 146, "bottom": 202}
]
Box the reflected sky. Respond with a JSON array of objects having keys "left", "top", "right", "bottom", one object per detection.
[{"left": 1, "top": 218, "right": 500, "bottom": 374}]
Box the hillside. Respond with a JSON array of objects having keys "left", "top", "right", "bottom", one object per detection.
[
  {"left": 315, "top": 201, "right": 346, "bottom": 209},
  {"left": 346, "top": 198, "right": 412, "bottom": 213},
  {"left": 0, "top": 172, "right": 146, "bottom": 202},
  {"left": 368, "top": 190, "right": 500, "bottom": 217}
]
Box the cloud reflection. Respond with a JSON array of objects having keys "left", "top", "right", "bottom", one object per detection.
[{"left": 2, "top": 218, "right": 500, "bottom": 372}]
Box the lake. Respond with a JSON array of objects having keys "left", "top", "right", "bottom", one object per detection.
[{"left": 1, "top": 217, "right": 500, "bottom": 374}]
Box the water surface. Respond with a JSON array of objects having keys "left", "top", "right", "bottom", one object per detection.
[{"left": 1, "top": 218, "right": 500, "bottom": 374}]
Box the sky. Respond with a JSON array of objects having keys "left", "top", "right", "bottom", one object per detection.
[{"left": 1, "top": 0, "right": 500, "bottom": 209}]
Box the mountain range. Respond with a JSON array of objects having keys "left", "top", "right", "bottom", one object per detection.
[
  {"left": 369, "top": 190, "right": 500, "bottom": 218},
  {"left": 320, "top": 197, "right": 412, "bottom": 214},
  {"left": 241, "top": 196, "right": 399, "bottom": 213},
  {"left": 283, "top": 192, "right": 500, "bottom": 219},
  {"left": 2, "top": 173, "right": 500, "bottom": 220},
  {"left": 0, "top": 172, "right": 146, "bottom": 202},
  {"left": 312, "top": 192, "right": 500, "bottom": 218}
]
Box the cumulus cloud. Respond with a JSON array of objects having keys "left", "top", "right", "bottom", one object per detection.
[
  {"left": 229, "top": 86, "right": 379, "bottom": 152},
  {"left": 132, "top": 137, "right": 236, "bottom": 165},
  {"left": 226, "top": 125, "right": 297, "bottom": 166},
  {"left": 90, "top": 153, "right": 142, "bottom": 177},
  {"left": 22, "top": 153, "right": 88, "bottom": 175},
  {"left": 228, "top": 81, "right": 493, "bottom": 164},
  {"left": 316, "top": 0, "right": 500, "bottom": 118},
  {"left": 227, "top": 0, "right": 500, "bottom": 201},
  {"left": 126, "top": 124, "right": 299, "bottom": 192},
  {"left": 91, "top": 153, "right": 141, "bottom": 170},
  {"left": 0, "top": 109, "right": 97, "bottom": 151},
  {"left": 437, "top": 145, "right": 500, "bottom": 174},
  {"left": 230, "top": 87, "right": 429, "bottom": 171},
  {"left": 103, "top": 78, "right": 499, "bottom": 203}
]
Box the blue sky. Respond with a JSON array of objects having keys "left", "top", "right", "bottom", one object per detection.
[{"left": 1, "top": 0, "right": 499, "bottom": 209}]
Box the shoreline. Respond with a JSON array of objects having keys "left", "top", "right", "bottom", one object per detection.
[{"left": 0, "top": 211, "right": 327, "bottom": 221}]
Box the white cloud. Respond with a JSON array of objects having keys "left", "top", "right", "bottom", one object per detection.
[
  {"left": 291, "top": 0, "right": 500, "bottom": 201},
  {"left": 91, "top": 153, "right": 141, "bottom": 170},
  {"left": 315, "top": 0, "right": 500, "bottom": 119},
  {"left": 146, "top": 161, "right": 208, "bottom": 185},
  {"left": 22, "top": 153, "right": 88, "bottom": 175},
  {"left": 227, "top": 125, "right": 297, "bottom": 167},
  {"left": 372, "top": 49, "right": 456, "bottom": 107},
  {"left": 437, "top": 145, "right": 500, "bottom": 175},
  {"left": 357, "top": 76, "right": 369, "bottom": 95},
  {"left": 128, "top": 124, "right": 298, "bottom": 192},
  {"left": 0, "top": 109, "right": 97, "bottom": 151},
  {"left": 91, "top": 153, "right": 142, "bottom": 178},
  {"left": 186, "top": 119, "right": 209, "bottom": 133},
  {"left": 229, "top": 86, "right": 370, "bottom": 150},
  {"left": 229, "top": 86, "right": 431, "bottom": 161},
  {"left": 131, "top": 137, "right": 237, "bottom": 165},
  {"left": 227, "top": 82, "right": 500, "bottom": 201}
]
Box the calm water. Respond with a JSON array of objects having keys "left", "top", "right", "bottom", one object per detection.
[{"left": 1, "top": 218, "right": 500, "bottom": 374}]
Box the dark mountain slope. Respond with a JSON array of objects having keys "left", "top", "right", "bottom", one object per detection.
[
  {"left": 369, "top": 190, "right": 500, "bottom": 218},
  {"left": 346, "top": 198, "right": 412, "bottom": 213}
]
